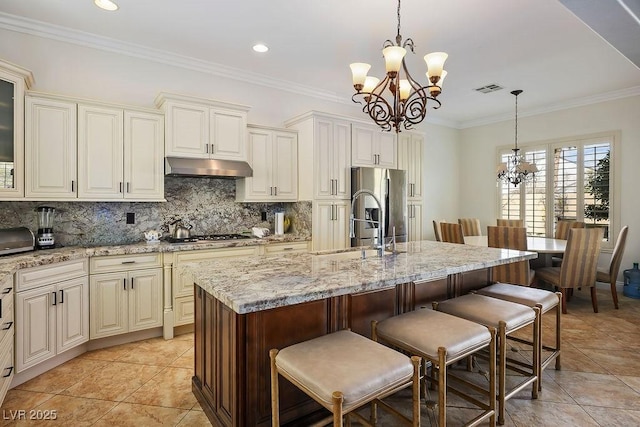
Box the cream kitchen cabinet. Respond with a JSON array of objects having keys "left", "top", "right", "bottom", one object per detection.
[
  {"left": 14, "top": 259, "right": 89, "bottom": 373},
  {"left": 156, "top": 93, "right": 249, "bottom": 161},
  {"left": 0, "top": 60, "right": 32, "bottom": 200},
  {"left": 236, "top": 125, "right": 298, "bottom": 202},
  {"left": 398, "top": 132, "right": 424, "bottom": 200},
  {"left": 0, "top": 274, "right": 14, "bottom": 405},
  {"left": 90, "top": 253, "right": 163, "bottom": 339},
  {"left": 25, "top": 94, "right": 78, "bottom": 198},
  {"left": 260, "top": 241, "right": 309, "bottom": 255},
  {"left": 351, "top": 123, "right": 397, "bottom": 168},
  {"left": 285, "top": 112, "right": 351, "bottom": 201},
  {"left": 312, "top": 200, "right": 350, "bottom": 251},
  {"left": 78, "top": 103, "right": 164, "bottom": 201},
  {"left": 407, "top": 202, "right": 423, "bottom": 242}
]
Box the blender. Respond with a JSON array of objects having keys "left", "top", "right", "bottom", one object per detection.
[{"left": 35, "top": 206, "right": 56, "bottom": 249}]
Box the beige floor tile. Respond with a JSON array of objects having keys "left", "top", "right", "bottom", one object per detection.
[
  {"left": 0, "top": 391, "right": 55, "bottom": 427},
  {"left": 550, "top": 370, "right": 640, "bottom": 410},
  {"left": 125, "top": 367, "right": 197, "bottom": 409},
  {"left": 547, "top": 342, "right": 608, "bottom": 374},
  {"left": 20, "top": 394, "right": 116, "bottom": 426},
  {"left": 505, "top": 398, "right": 599, "bottom": 426},
  {"left": 587, "top": 348, "right": 640, "bottom": 376},
  {"left": 169, "top": 347, "right": 194, "bottom": 369},
  {"left": 175, "top": 410, "right": 212, "bottom": 427},
  {"left": 92, "top": 402, "right": 188, "bottom": 426},
  {"left": 582, "top": 404, "right": 640, "bottom": 425},
  {"left": 618, "top": 375, "right": 640, "bottom": 394},
  {"left": 15, "top": 358, "right": 108, "bottom": 394},
  {"left": 116, "top": 338, "right": 193, "bottom": 366},
  {"left": 61, "top": 362, "right": 163, "bottom": 401},
  {"left": 79, "top": 341, "right": 144, "bottom": 362}
]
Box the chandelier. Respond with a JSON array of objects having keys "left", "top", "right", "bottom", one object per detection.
[
  {"left": 349, "top": 0, "right": 448, "bottom": 133},
  {"left": 497, "top": 90, "right": 538, "bottom": 186}
]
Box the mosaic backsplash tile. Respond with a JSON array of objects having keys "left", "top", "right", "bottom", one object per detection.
[{"left": 0, "top": 177, "right": 311, "bottom": 247}]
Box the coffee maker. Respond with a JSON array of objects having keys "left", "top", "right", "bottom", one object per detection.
[{"left": 35, "top": 206, "right": 56, "bottom": 249}]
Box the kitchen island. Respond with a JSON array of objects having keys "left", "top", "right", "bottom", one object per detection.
[{"left": 182, "top": 240, "right": 536, "bottom": 426}]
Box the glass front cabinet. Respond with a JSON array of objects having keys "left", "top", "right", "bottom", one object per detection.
[{"left": 0, "top": 59, "right": 33, "bottom": 199}]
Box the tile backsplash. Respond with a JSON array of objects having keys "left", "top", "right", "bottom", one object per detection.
[{"left": 0, "top": 177, "right": 311, "bottom": 247}]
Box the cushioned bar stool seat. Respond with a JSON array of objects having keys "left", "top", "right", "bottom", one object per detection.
[
  {"left": 476, "top": 283, "right": 562, "bottom": 391},
  {"left": 270, "top": 330, "right": 421, "bottom": 426},
  {"left": 434, "top": 294, "right": 539, "bottom": 425},
  {"left": 374, "top": 309, "right": 497, "bottom": 427}
]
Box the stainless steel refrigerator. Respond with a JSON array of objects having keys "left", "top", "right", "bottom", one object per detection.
[{"left": 350, "top": 167, "right": 407, "bottom": 248}]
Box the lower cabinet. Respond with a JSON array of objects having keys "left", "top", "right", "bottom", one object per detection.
[
  {"left": 312, "top": 200, "right": 350, "bottom": 251},
  {"left": 90, "top": 253, "right": 163, "bottom": 339},
  {"left": 407, "top": 202, "right": 423, "bottom": 241},
  {"left": 0, "top": 275, "right": 14, "bottom": 405},
  {"left": 15, "top": 259, "right": 89, "bottom": 373}
]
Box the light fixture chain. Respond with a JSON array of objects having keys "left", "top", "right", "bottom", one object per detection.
[
  {"left": 515, "top": 91, "right": 518, "bottom": 150},
  {"left": 397, "top": 0, "right": 402, "bottom": 39}
]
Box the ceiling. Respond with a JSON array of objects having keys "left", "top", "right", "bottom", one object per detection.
[{"left": 0, "top": 0, "right": 639, "bottom": 128}]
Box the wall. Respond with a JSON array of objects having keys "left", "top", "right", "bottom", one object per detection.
[
  {"left": 459, "top": 95, "right": 640, "bottom": 276},
  {"left": 0, "top": 177, "right": 311, "bottom": 247}
]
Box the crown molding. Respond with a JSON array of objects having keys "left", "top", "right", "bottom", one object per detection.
[
  {"left": 0, "top": 12, "right": 347, "bottom": 104},
  {"left": 459, "top": 85, "right": 640, "bottom": 129}
]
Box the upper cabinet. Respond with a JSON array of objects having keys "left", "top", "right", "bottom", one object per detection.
[
  {"left": 397, "top": 132, "right": 424, "bottom": 200},
  {"left": 351, "top": 123, "right": 397, "bottom": 168},
  {"left": 155, "top": 93, "right": 249, "bottom": 161},
  {"left": 286, "top": 112, "right": 351, "bottom": 201},
  {"left": 236, "top": 125, "right": 298, "bottom": 202},
  {"left": 25, "top": 92, "right": 165, "bottom": 201},
  {"left": 0, "top": 60, "right": 33, "bottom": 200}
]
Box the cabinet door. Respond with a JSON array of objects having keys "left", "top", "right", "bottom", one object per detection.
[
  {"left": 333, "top": 120, "right": 352, "bottom": 199},
  {"left": 408, "top": 203, "right": 423, "bottom": 242},
  {"left": 377, "top": 132, "right": 397, "bottom": 168},
  {"left": 312, "top": 201, "right": 335, "bottom": 251},
  {"left": 129, "top": 268, "right": 163, "bottom": 332},
  {"left": 25, "top": 96, "right": 77, "bottom": 198},
  {"left": 15, "top": 285, "right": 56, "bottom": 372},
  {"left": 90, "top": 272, "right": 128, "bottom": 339},
  {"left": 78, "top": 104, "right": 124, "bottom": 199},
  {"left": 351, "top": 124, "right": 376, "bottom": 167},
  {"left": 124, "top": 110, "right": 164, "bottom": 200},
  {"left": 56, "top": 277, "right": 89, "bottom": 354},
  {"left": 244, "top": 128, "right": 273, "bottom": 199},
  {"left": 0, "top": 66, "right": 28, "bottom": 199},
  {"left": 164, "top": 101, "right": 208, "bottom": 158},
  {"left": 210, "top": 108, "right": 247, "bottom": 161},
  {"left": 314, "top": 119, "right": 335, "bottom": 199},
  {"left": 272, "top": 131, "right": 298, "bottom": 200},
  {"left": 333, "top": 201, "right": 351, "bottom": 250}
]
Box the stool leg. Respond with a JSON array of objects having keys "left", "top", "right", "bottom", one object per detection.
[
  {"left": 332, "top": 391, "right": 344, "bottom": 427},
  {"left": 269, "top": 349, "right": 280, "bottom": 427},
  {"left": 438, "top": 347, "right": 447, "bottom": 427},
  {"left": 411, "top": 356, "right": 421, "bottom": 427},
  {"left": 488, "top": 327, "right": 497, "bottom": 427},
  {"left": 535, "top": 305, "right": 543, "bottom": 392},
  {"left": 532, "top": 307, "right": 540, "bottom": 399},
  {"left": 498, "top": 321, "right": 506, "bottom": 425},
  {"left": 555, "top": 292, "right": 562, "bottom": 370}
]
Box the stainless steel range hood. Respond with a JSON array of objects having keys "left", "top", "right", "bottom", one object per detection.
[{"left": 165, "top": 157, "right": 253, "bottom": 178}]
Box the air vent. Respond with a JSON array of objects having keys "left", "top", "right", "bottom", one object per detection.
[{"left": 474, "top": 84, "right": 504, "bottom": 94}]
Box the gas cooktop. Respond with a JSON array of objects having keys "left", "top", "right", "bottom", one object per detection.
[{"left": 166, "top": 233, "right": 252, "bottom": 244}]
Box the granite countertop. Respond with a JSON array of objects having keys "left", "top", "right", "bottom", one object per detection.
[
  {"left": 181, "top": 240, "right": 538, "bottom": 314},
  {"left": 0, "top": 234, "right": 310, "bottom": 284}
]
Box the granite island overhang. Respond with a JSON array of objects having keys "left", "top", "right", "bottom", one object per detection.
[{"left": 182, "top": 240, "right": 537, "bottom": 427}]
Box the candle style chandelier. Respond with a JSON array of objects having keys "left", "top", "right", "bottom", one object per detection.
[
  {"left": 496, "top": 90, "right": 538, "bottom": 186},
  {"left": 349, "top": 0, "right": 448, "bottom": 133}
]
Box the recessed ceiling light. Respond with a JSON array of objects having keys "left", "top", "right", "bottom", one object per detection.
[
  {"left": 253, "top": 44, "right": 269, "bottom": 53},
  {"left": 94, "top": 0, "right": 119, "bottom": 11}
]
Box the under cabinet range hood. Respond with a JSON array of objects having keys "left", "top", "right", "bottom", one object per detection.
[{"left": 164, "top": 157, "right": 253, "bottom": 178}]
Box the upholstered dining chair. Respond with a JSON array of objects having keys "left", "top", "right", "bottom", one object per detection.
[
  {"left": 497, "top": 219, "right": 525, "bottom": 228},
  {"left": 432, "top": 219, "right": 444, "bottom": 242},
  {"left": 487, "top": 225, "right": 534, "bottom": 286},
  {"left": 440, "top": 222, "right": 465, "bottom": 244},
  {"left": 536, "top": 227, "right": 603, "bottom": 314},
  {"left": 554, "top": 220, "right": 585, "bottom": 240},
  {"left": 458, "top": 218, "right": 482, "bottom": 236},
  {"left": 596, "top": 226, "right": 629, "bottom": 309}
]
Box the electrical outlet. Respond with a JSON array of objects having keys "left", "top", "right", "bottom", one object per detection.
[
  {"left": 126, "top": 212, "right": 135, "bottom": 224},
  {"left": 261, "top": 211, "right": 267, "bottom": 221}
]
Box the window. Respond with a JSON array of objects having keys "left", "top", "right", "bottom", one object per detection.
[{"left": 498, "top": 133, "right": 616, "bottom": 247}]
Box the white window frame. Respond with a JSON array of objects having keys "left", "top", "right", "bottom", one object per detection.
[{"left": 496, "top": 131, "right": 620, "bottom": 251}]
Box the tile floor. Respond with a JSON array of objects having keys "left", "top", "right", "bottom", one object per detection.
[{"left": 0, "top": 287, "right": 638, "bottom": 426}]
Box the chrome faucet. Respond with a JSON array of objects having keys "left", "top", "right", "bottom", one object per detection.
[{"left": 350, "top": 189, "right": 385, "bottom": 257}]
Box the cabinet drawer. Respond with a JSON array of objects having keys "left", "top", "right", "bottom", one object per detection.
[
  {"left": 263, "top": 241, "right": 309, "bottom": 254},
  {"left": 173, "top": 246, "right": 259, "bottom": 264},
  {"left": 15, "top": 259, "right": 88, "bottom": 292},
  {"left": 174, "top": 296, "right": 194, "bottom": 326},
  {"left": 90, "top": 253, "right": 162, "bottom": 274},
  {"left": 0, "top": 344, "right": 13, "bottom": 405}
]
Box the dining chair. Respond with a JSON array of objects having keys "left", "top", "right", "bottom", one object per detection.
[
  {"left": 554, "top": 220, "right": 585, "bottom": 240},
  {"left": 432, "top": 219, "right": 444, "bottom": 242},
  {"left": 497, "top": 219, "right": 524, "bottom": 228},
  {"left": 487, "top": 226, "right": 534, "bottom": 286},
  {"left": 536, "top": 228, "right": 603, "bottom": 314},
  {"left": 596, "top": 226, "right": 629, "bottom": 309},
  {"left": 458, "top": 218, "right": 482, "bottom": 236},
  {"left": 440, "top": 222, "right": 465, "bottom": 244}
]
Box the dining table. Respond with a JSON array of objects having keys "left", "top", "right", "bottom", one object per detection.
[{"left": 464, "top": 235, "right": 567, "bottom": 268}]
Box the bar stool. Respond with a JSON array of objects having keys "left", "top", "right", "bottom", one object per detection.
[
  {"left": 373, "top": 308, "right": 497, "bottom": 426},
  {"left": 476, "top": 283, "right": 562, "bottom": 391},
  {"left": 270, "top": 330, "right": 421, "bottom": 426},
  {"left": 434, "top": 294, "right": 539, "bottom": 425}
]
